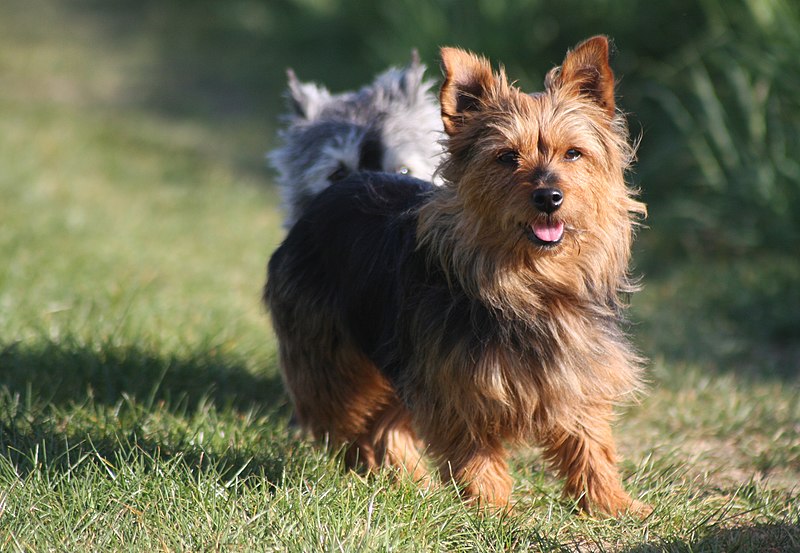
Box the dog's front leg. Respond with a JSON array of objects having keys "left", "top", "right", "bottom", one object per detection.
[
  {"left": 540, "top": 409, "right": 652, "bottom": 518},
  {"left": 434, "top": 437, "right": 513, "bottom": 512}
]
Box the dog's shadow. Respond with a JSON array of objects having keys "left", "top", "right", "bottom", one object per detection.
[
  {"left": 0, "top": 339, "right": 290, "bottom": 485},
  {"left": 622, "top": 522, "right": 800, "bottom": 552}
]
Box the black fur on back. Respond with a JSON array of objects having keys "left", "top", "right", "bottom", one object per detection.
[{"left": 267, "top": 172, "right": 438, "bottom": 381}]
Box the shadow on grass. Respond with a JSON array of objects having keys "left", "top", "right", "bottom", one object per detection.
[
  {"left": 0, "top": 338, "right": 285, "bottom": 412},
  {"left": 624, "top": 522, "right": 800, "bottom": 552},
  {"left": 0, "top": 426, "right": 291, "bottom": 489},
  {"left": 0, "top": 338, "right": 292, "bottom": 485}
]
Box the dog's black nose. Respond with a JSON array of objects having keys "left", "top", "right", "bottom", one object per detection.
[{"left": 531, "top": 187, "right": 563, "bottom": 214}]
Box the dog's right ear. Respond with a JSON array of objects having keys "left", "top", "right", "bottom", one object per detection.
[
  {"left": 286, "top": 68, "right": 331, "bottom": 121},
  {"left": 439, "top": 47, "right": 494, "bottom": 136}
]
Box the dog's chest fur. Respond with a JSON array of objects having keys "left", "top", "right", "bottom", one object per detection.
[{"left": 393, "top": 271, "right": 630, "bottom": 439}]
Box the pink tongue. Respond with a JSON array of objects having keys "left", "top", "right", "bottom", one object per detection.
[{"left": 532, "top": 221, "right": 564, "bottom": 242}]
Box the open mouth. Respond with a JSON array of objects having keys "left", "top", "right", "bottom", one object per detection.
[{"left": 524, "top": 219, "right": 565, "bottom": 247}]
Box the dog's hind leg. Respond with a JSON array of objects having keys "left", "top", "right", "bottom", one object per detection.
[
  {"left": 277, "top": 332, "right": 386, "bottom": 457},
  {"left": 276, "top": 324, "right": 427, "bottom": 480}
]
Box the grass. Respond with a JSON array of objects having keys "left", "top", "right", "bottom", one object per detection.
[{"left": 1, "top": 1, "right": 798, "bottom": 551}]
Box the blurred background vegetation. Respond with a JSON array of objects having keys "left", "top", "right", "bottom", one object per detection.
[{"left": 4, "top": 0, "right": 799, "bottom": 376}]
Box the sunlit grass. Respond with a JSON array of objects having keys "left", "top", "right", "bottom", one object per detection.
[{"left": 1, "top": 1, "right": 798, "bottom": 551}]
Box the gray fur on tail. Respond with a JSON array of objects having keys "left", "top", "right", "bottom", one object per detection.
[{"left": 268, "top": 53, "right": 444, "bottom": 228}]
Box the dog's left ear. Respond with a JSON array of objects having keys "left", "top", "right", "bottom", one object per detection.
[
  {"left": 439, "top": 47, "right": 495, "bottom": 136},
  {"left": 546, "top": 36, "right": 616, "bottom": 117}
]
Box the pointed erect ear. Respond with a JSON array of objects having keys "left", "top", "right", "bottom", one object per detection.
[
  {"left": 439, "top": 47, "right": 495, "bottom": 136},
  {"left": 285, "top": 68, "right": 331, "bottom": 121},
  {"left": 547, "top": 36, "right": 616, "bottom": 117}
]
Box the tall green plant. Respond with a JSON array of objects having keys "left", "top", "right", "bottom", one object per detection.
[{"left": 640, "top": 0, "right": 800, "bottom": 257}]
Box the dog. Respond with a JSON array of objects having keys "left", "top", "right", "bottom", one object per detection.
[
  {"left": 265, "top": 36, "right": 651, "bottom": 517},
  {"left": 268, "top": 52, "right": 444, "bottom": 228}
]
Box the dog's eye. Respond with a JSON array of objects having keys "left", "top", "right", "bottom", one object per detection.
[
  {"left": 564, "top": 148, "right": 582, "bottom": 161},
  {"left": 497, "top": 150, "right": 520, "bottom": 167},
  {"left": 328, "top": 163, "right": 349, "bottom": 182},
  {"left": 397, "top": 166, "right": 411, "bottom": 176}
]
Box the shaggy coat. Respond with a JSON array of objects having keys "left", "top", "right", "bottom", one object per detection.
[{"left": 265, "top": 36, "right": 649, "bottom": 516}]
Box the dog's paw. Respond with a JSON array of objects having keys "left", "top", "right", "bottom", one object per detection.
[{"left": 626, "top": 499, "right": 654, "bottom": 520}]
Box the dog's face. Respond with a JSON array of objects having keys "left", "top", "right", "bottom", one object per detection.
[
  {"left": 438, "top": 38, "right": 645, "bottom": 265},
  {"left": 270, "top": 55, "right": 444, "bottom": 225}
]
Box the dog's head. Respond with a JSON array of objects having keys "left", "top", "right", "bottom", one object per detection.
[
  {"left": 269, "top": 53, "right": 444, "bottom": 227},
  {"left": 422, "top": 37, "right": 646, "bottom": 298},
  {"left": 440, "top": 39, "right": 644, "bottom": 260}
]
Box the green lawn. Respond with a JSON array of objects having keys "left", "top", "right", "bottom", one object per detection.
[{"left": 1, "top": 2, "right": 798, "bottom": 551}]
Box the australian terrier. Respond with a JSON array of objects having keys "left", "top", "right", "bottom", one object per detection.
[{"left": 265, "top": 36, "right": 650, "bottom": 517}]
